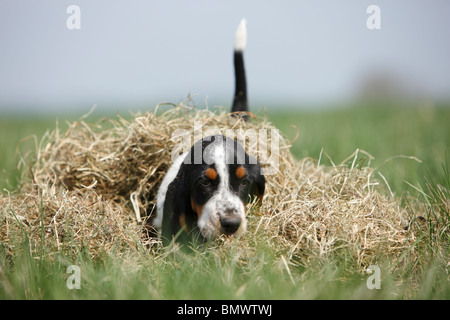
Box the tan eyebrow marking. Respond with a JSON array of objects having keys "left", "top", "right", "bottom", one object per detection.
[
  {"left": 205, "top": 167, "right": 218, "bottom": 180},
  {"left": 235, "top": 166, "right": 246, "bottom": 179}
]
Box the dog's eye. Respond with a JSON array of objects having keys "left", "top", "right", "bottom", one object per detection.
[
  {"left": 240, "top": 179, "right": 249, "bottom": 187},
  {"left": 200, "top": 180, "right": 212, "bottom": 187}
]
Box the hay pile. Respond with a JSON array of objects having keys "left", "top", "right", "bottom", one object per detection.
[{"left": 0, "top": 104, "right": 416, "bottom": 265}]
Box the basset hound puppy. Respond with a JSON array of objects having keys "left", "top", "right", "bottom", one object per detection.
[{"left": 154, "top": 19, "right": 265, "bottom": 245}]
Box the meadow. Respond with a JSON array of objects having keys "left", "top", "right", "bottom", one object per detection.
[{"left": 0, "top": 102, "right": 449, "bottom": 300}]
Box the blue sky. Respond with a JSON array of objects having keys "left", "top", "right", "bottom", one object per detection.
[{"left": 0, "top": 0, "right": 449, "bottom": 114}]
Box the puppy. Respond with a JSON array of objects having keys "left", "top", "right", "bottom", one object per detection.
[{"left": 154, "top": 19, "right": 265, "bottom": 245}]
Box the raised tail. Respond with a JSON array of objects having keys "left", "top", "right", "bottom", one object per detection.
[{"left": 231, "top": 19, "right": 249, "bottom": 120}]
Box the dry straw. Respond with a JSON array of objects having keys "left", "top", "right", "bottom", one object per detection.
[{"left": 0, "top": 103, "right": 418, "bottom": 266}]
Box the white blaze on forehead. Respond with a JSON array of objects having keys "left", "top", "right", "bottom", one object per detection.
[{"left": 212, "top": 142, "right": 229, "bottom": 189}]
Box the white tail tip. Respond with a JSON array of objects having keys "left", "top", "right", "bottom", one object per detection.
[{"left": 234, "top": 18, "right": 247, "bottom": 51}]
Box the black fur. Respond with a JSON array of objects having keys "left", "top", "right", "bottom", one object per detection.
[{"left": 231, "top": 50, "right": 248, "bottom": 119}]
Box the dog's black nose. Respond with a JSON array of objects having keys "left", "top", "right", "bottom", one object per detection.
[{"left": 220, "top": 216, "right": 241, "bottom": 235}]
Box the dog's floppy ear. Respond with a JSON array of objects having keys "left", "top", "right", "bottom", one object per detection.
[
  {"left": 169, "top": 161, "right": 206, "bottom": 246},
  {"left": 245, "top": 153, "right": 265, "bottom": 203},
  {"left": 161, "top": 163, "right": 190, "bottom": 246},
  {"left": 253, "top": 168, "right": 265, "bottom": 202},
  {"left": 247, "top": 161, "right": 265, "bottom": 203}
]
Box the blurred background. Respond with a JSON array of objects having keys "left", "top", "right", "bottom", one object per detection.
[
  {"left": 1, "top": 0, "right": 449, "bottom": 114},
  {"left": 0, "top": 0, "right": 449, "bottom": 194}
]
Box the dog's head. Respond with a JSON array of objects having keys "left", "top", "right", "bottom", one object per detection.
[{"left": 179, "top": 134, "right": 265, "bottom": 240}]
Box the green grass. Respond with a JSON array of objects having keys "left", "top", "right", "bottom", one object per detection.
[
  {"left": 1, "top": 221, "right": 448, "bottom": 299},
  {"left": 1, "top": 103, "right": 449, "bottom": 300},
  {"left": 0, "top": 116, "right": 65, "bottom": 191},
  {"left": 268, "top": 104, "right": 450, "bottom": 195}
]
